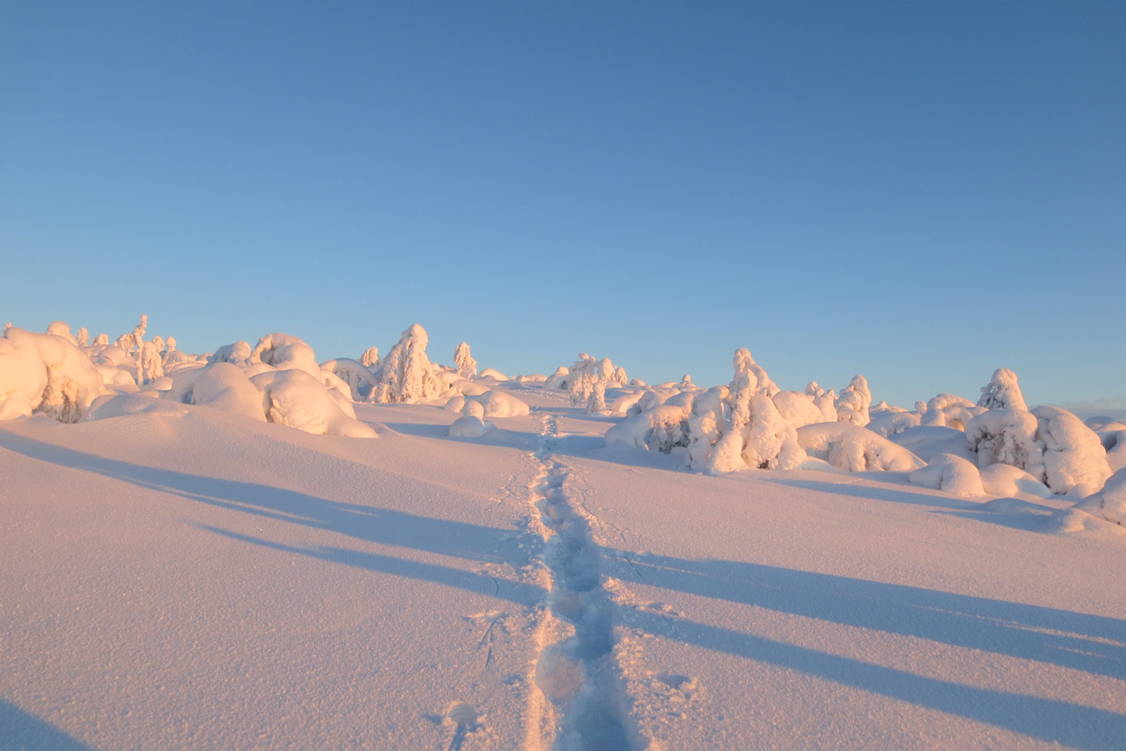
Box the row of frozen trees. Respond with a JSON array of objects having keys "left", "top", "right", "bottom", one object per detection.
[
  {"left": 0, "top": 317, "right": 507, "bottom": 437},
  {"left": 605, "top": 347, "right": 1121, "bottom": 514}
]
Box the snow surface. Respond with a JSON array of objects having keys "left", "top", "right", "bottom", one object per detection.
[{"left": 2, "top": 334, "right": 1125, "bottom": 750}]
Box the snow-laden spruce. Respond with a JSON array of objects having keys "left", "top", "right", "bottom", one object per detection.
[
  {"left": 567, "top": 353, "right": 628, "bottom": 414},
  {"left": 977, "top": 367, "right": 1028, "bottom": 411},
  {"left": 608, "top": 348, "right": 817, "bottom": 473},
  {"left": 370, "top": 323, "right": 451, "bottom": 404},
  {"left": 963, "top": 368, "right": 1110, "bottom": 496},
  {"left": 453, "top": 342, "right": 478, "bottom": 378}
]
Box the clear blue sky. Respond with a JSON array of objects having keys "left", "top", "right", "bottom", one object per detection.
[{"left": 2, "top": 1, "right": 1123, "bottom": 407}]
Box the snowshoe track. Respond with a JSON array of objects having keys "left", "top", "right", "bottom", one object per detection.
[{"left": 526, "top": 415, "right": 634, "bottom": 750}]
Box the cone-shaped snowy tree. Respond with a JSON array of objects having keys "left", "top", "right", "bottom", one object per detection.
[
  {"left": 453, "top": 342, "right": 478, "bottom": 378},
  {"left": 372, "top": 324, "right": 445, "bottom": 403},
  {"left": 977, "top": 368, "right": 1028, "bottom": 411}
]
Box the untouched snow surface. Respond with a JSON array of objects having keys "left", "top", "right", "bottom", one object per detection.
[{"left": 2, "top": 383, "right": 1125, "bottom": 750}]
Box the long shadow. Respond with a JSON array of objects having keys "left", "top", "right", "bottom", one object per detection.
[
  {"left": 769, "top": 477, "right": 1072, "bottom": 533},
  {"left": 0, "top": 700, "right": 92, "bottom": 751},
  {"left": 0, "top": 429, "right": 534, "bottom": 569},
  {"left": 203, "top": 527, "right": 1126, "bottom": 750},
  {"left": 604, "top": 552, "right": 1126, "bottom": 679},
  {"left": 6, "top": 429, "right": 1126, "bottom": 746}
]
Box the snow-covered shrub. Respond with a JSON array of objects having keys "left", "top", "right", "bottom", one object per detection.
[
  {"left": 805, "top": 381, "right": 838, "bottom": 422},
  {"left": 567, "top": 354, "right": 627, "bottom": 414},
  {"left": 909, "top": 453, "right": 985, "bottom": 497},
  {"left": 46, "top": 321, "right": 78, "bottom": 344},
  {"left": 446, "top": 390, "right": 530, "bottom": 419},
  {"left": 698, "top": 351, "right": 802, "bottom": 474},
  {"left": 979, "top": 463, "right": 1052, "bottom": 498},
  {"left": 977, "top": 368, "right": 1028, "bottom": 411},
  {"left": 966, "top": 404, "right": 1110, "bottom": 496},
  {"left": 449, "top": 401, "right": 491, "bottom": 438},
  {"left": 920, "top": 393, "right": 984, "bottom": 430},
  {"left": 605, "top": 404, "right": 691, "bottom": 454},
  {"left": 211, "top": 341, "right": 252, "bottom": 365},
  {"left": 626, "top": 390, "right": 665, "bottom": 417},
  {"left": 868, "top": 408, "right": 922, "bottom": 438},
  {"left": 250, "top": 333, "right": 320, "bottom": 378},
  {"left": 771, "top": 390, "right": 826, "bottom": 429},
  {"left": 164, "top": 362, "right": 265, "bottom": 422},
  {"left": 139, "top": 340, "right": 165, "bottom": 384},
  {"left": 1032, "top": 406, "right": 1111, "bottom": 497},
  {"left": 453, "top": 342, "right": 478, "bottom": 378},
  {"left": 836, "top": 375, "right": 871, "bottom": 426},
  {"left": 0, "top": 328, "right": 106, "bottom": 422},
  {"left": 320, "top": 358, "right": 379, "bottom": 401},
  {"left": 251, "top": 370, "right": 376, "bottom": 438},
  {"left": 1076, "top": 468, "right": 1126, "bottom": 525},
  {"left": 371, "top": 324, "right": 448, "bottom": 404},
  {"left": 965, "top": 409, "right": 1041, "bottom": 474},
  {"left": 609, "top": 390, "right": 646, "bottom": 416},
  {"left": 796, "top": 423, "right": 925, "bottom": 472}
]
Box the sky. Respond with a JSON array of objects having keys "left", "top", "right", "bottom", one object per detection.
[{"left": 2, "top": 1, "right": 1123, "bottom": 408}]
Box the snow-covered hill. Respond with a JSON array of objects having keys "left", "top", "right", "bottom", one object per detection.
[{"left": 1, "top": 321, "right": 1124, "bottom": 749}]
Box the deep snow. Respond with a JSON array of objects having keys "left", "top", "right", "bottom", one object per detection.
[{"left": 2, "top": 325, "right": 1125, "bottom": 750}]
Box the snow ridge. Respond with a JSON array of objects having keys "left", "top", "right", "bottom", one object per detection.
[{"left": 527, "top": 415, "right": 634, "bottom": 750}]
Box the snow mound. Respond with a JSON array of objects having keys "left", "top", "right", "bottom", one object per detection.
[
  {"left": 0, "top": 328, "right": 106, "bottom": 422},
  {"left": 446, "top": 390, "right": 530, "bottom": 419},
  {"left": 797, "top": 423, "right": 925, "bottom": 472},
  {"left": 478, "top": 368, "right": 508, "bottom": 381},
  {"left": 167, "top": 362, "right": 265, "bottom": 423},
  {"left": 250, "top": 333, "right": 320, "bottom": 378},
  {"left": 979, "top": 463, "right": 1052, "bottom": 498},
  {"left": 921, "top": 393, "right": 984, "bottom": 430},
  {"left": 1032, "top": 406, "right": 1112, "bottom": 497},
  {"left": 251, "top": 370, "right": 376, "bottom": 438},
  {"left": 909, "top": 453, "right": 985, "bottom": 497},
  {"left": 1076, "top": 468, "right": 1126, "bottom": 525}
]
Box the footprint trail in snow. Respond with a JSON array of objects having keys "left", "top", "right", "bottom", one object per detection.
[{"left": 525, "top": 414, "right": 633, "bottom": 750}]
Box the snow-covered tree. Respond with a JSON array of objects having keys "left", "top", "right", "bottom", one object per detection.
[
  {"left": 836, "top": 375, "right": 871, "bottom": 426},
  {"left": 360, "top": 346, "right": 380, "bottom": 369},
  {"left": 568, "top": 354, "right": 626, "bottom": 413},
  {"left": 453, "top": 342, "right": 478, "bottom": 378},
  {"left": 371, "top": 324, "right": 446, "bottom": 404},
  {"left": 977, "top": 368, "right": 1028, "bottom": 411}
]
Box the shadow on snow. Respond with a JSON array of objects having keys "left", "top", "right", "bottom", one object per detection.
[{"left": 3, "top": 430, "right": 1125, "bottom": 749}]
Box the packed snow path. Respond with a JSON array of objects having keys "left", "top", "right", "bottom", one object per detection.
[{"left": 526, "top": 414, "right": 633, "bottom": 750}]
